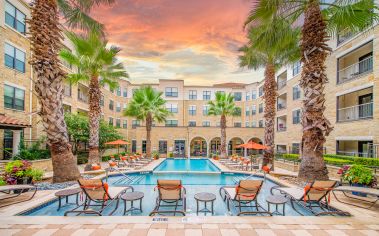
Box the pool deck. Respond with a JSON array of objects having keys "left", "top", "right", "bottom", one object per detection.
[{"left": 0, "top": 158, "right": 378, "bottom": 236}]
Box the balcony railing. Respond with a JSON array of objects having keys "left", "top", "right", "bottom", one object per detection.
[
  {"left": 277, "top": 80, "right": 286, "bottom": 90},
  {"left": 277, "top": 103, "right": 286, "bottom": 110},
  {"left": 277, "top": 126, "right": 287, "bottom": 132},
  {"left": 337, "top": 102, "right": 373, "bottom": 122},
  {"left": 337, "top": 151, "right": 369, "bottom": 157},
  {"left": 337, "top": 30, "right": 354, "bottom": 46},
  {"left": 78, "top": 94, "right": 88, "bottom": 103},
  {"left": 337, "top": 56, "right": 373, "bottom": 84}
]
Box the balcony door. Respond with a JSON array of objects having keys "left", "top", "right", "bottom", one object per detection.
[
  {"left": 358, "top": 52, "right": 372, "bottom": 74},
  {"left": 358, "top": 141, "right": 372, "bottom": 157},
  {"left": 358, "top": 93, "right": 373, "bottom": 118}
]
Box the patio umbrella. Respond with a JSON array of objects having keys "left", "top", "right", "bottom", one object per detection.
[
  {"left": 105, "top": 139, "right": 130, "bottom": 154},
  {"left": 236, "top": 141, "right": 268, "bottom": 170}
]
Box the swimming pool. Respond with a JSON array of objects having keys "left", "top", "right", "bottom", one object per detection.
[{"left": 154, "top": 158, "right": 220, "bottom": 172}]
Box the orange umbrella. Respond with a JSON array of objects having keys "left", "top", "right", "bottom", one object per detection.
[
  {"left": 105, "top": 139, "right": 130, "bottom": 154},
  {"left": 236, "top": 141, "right": 268, "bottom": 150}
]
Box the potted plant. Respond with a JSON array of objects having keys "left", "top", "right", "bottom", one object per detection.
[
  {"left": 340, "top": 165, "right": 377, "bottom": 196},
  {"left": 212, "top": 152, "right": 219, "bottom": 160},
  {"left": 152, "top": 151, "right": 160, "bottom": 160},
  {"left": 4, "top": 160, "right": 44, "bottom": 186}
]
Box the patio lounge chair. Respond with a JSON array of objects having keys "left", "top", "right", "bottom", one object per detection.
[
  {"left": 0, "top": 184, "right": 37, "bottom": 208},
  {"left": 332, "top": 185, "right": 379, "bottom": 209},
  {"left": 219, "top": 180, "right": 271, "bottom": 216},
  {"left": 64, "top": 179, "right": 133, "bottom": 216},
  {"left": 271, "top": 180, "right": 350, "bottom": 216},
  {"left": 149, "top": 179, "right": 186, "bottom": 216}
]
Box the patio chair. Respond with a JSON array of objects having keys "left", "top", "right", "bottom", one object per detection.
[
  {"left": 332, "top": 185, "right": 379, "bottom": 209},
  {"left": 64, "top": 178, "right": 133, "bottom": 216},
  {"left": 271, "top": 180, "right": 350, "bottom": 216},
  {"left": 219, "top": 180, "right": 271, "bottom": 216},
  {"left": 0, "top": 184, "right": 37, "bottom": 208},
  {"left": 149, "top": 179, "right": 186, "bottom": 216}
]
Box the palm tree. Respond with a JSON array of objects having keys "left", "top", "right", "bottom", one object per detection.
[
  {"left": 28, "top": 0, "right": 114, "bottom": 182},
  {"left": 246, "top": 0, "right": 378, "bottom": 181},
  {"left": 60, "top": 31, "right": 128, "bottom": 167},
  {"left": 240, "top": 18, "right": 300, "bottom": 169},
  {"left": 208, "top": 92, "right": 239, "bottom": 159},
  {"left": 124, "top": 86, "right": 171, "bottom": 158}
]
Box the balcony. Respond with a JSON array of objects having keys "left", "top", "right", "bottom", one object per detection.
[
  {"left": 337, "top": 102, "right": 373, "bottom": 122},
  {"left": 337, "top": 29, "right": 354, "bottom": 46},
  {"left": 277, "top": 115, "right": 287, "bottom": 132},
  {"left": 277, "top": 71, "right": 287, "bottom": 90},
  {"left": 337, "top": 42, "right": 373, "bottom": 84},
  {"left": 337, "top": 87, "right": 373, "bottom": 122},
  {"left": 277, "top": 93, "right": 287, "bottom": 111},
  {"left": 337, "top": 140, "right": 373, "bottom": 157},
  {"left": 77, "top": 83, "right": 89, "bottom": 103}
]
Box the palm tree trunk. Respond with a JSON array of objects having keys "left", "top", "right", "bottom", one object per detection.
[
  {"left": 28, "top": 0, "right": 80, "bottom": 182},
  {"left": 263, "top": 63, "right": 277, "bottom": 169},
  {"left": 298, "top": 1, "right": 333, "bottom": 181},
  {"left": 87, "top": 76, "right": 102, "bottom": 166},
  {"left": 146, "top": 113, "right": 152, "bottom": 158},
  {"left": 220, "top": 114, "right": 227, "bottom": 158}
]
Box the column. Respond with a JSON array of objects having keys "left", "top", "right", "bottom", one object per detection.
[
  {"left": 12, "top": 130, "right": 22, "bottom": 157},
  {"left": 244, "top": 148, "right": 247, "bottom": 158}
]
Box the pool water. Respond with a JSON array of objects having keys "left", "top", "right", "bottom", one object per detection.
[{"left": 154, "top": 159, "right": 220, "bottom": 172}]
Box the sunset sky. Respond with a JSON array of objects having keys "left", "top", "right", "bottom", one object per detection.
[{"left": 91, "top": 0, "right": 264, "bottom": 85}]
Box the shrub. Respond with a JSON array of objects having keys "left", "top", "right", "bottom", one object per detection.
[
  {"left": 341, "top": 165, "right": 376, "bottom": 187},
  {"left": 15, "top": 137, "right": 50, "bottom": 161},
  {"left": 4, "top": 160, "right": 44, "bottom": 184},
  {"left": 324, "top": 157, "right": 353, "bottom": 166}
]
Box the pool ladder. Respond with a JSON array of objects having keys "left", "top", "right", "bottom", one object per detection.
[{"left": 106, "top": 168, "right": 144, "bottom": 185}]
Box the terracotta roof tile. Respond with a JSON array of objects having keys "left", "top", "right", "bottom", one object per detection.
[{"left": 0, "top": 115, "right": 30, "bottom": 128}]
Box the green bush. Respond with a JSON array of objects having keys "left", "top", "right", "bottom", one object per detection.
[
  {"left": 15, "top": 137, "right": 50, "bottom": 161},
  {"left": 342, "top": 165, "right": 375, "bottom": 186},
  {"left": 324, "top": 157, "right": 353, "bottom": 166},
  {"left": 76, "top": 152, "right": 88, "bottom": 165}
]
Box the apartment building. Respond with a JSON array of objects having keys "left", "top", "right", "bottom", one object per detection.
[{"left": 0, "top": 0, "right": 378, "bottom": 159}]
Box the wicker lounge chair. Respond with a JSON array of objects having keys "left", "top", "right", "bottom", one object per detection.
[
  {"left": 219, "top": 180, "right": 271, "bottom": 216},
  {"left": 271, "top": 180, "right": 350, "bottom": 216},
  {"left": 64, "top": 179, "right": 133, "bottom": 216},
  {"left": 0, "top": 184, "right": 37, "bottom": 208},
  {"left": 149, "top": 179, "right": 186, "bottom": 216},
  {"left": 332, "top": 185, "right": 379, "bottom": 209}
]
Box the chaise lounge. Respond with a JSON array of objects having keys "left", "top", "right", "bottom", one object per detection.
[
  {"left": 0, "top": 184, "right": 37, "bottom": 208},
  {"left": 332, "top": 185, "right": 379, "bottom": 209}
]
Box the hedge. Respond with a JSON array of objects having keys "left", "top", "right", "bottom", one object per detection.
[{"left": 276, "top": 153, "right": 379, "bottom": 167}]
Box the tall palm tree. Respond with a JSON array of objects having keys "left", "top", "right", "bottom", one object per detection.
[
  {"left": 240, "top": 18, "right": 300, "bottom": 169},
  {"left": 124, "top": 86, "right": 171, "bottom": 158},
  {"left": 60, "top": 31, "right": 128, "bottom": 167},
  {"left": 246, "top": 0, "right": 378, "bottom": 181},
  {"left": 208, "top": 92, "right": 239, "bottom": 159},
  {"left": 28, "top": 0, "right": 114, "bottom": 182}
]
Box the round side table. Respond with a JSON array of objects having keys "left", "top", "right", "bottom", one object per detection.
[
  {"left": 121, "top": 191, "right": 144, "bottom": 215},
  {"left": 266, "top": 195, "right": 287, "bottom": 216},
  {"left": 194, "top": 192, "right": 216, "bottom": 215},
  {"left": 54, "top": 188, "right": 82, "bottom": 211}
]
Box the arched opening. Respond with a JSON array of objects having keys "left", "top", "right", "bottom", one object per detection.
[
  {"left": 209, "top": 137, "right": 221, "bottom": 155},
  {"left": 190, "top": 137, "right": 207, "bottom": 157},
  {"left": 228, "top": 137, "right": 244, "bottom": 156},
  {"left": 247, "top": 137, "right": 263, "bottom": 155}
]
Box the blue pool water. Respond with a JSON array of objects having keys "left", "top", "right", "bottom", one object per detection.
[{"left": 154, "top": 158, "right": 220, "bottom": 172}]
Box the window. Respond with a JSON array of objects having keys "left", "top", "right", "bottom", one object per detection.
[
  {"left": 259, "top": 103, "right": 263, "bottom": 113},
  {"left": 234, "top": 107, "right": 241, "bottom": 116},
  {"left": 259, "top": 120, "right": 264, "bottom": 128},
  {"left": 166, "top": 103, "right": 178, "bottom": 113},
  {"left": 292, "top": 143, "right": 300, "bottom": 154},
  {"left": 245, "top": 106, "right": 250, "bottom": 116},
  {"left": 203, "top": 91, "right": 211, "bottom": 100},
  {"left": 5, "top": 43, "right": 25, "bottom": 72},
  {"left": 251, "top": 121, "right": 256, "bottom": 127},
  {"left": 116, "top": 118, "right": 121, "bottom": 128},
  {"left": 142, "top": 140, "right": 146, "bottom": 154},
  {"left": 258, "top": 86, "right": 264, "bottom": 97},
  {"left": 189, "top": 90, "right": 197, "bottom": 100},
  {"left": 109, "top": 100, "right": 114, "bottom": 110},
  {"left": 189, "top": 105, "right": 196, "bottom": 116},
  {"left": 292, "top": 61, "right": 301, "bottom": 76},
  {"left": 292, "top": 109, "right": 301, "bottom": 124},
  {"left": 159, "top": 141, "right": 167, "bottom": 154},
  {"left": 188, "top": 121, "right": 196, "bottom": 127},
  {"left": 123, "top": 88, "right": 127, "bottom": 97},
  {"left": 203, "top": 105, "right": 209, "bottom": 115},
  {"left": 165, "top": 120, "right": 178, "bottom": 127},
  {"left": 251, "top": 90, "right": 257, "bottom": 100},
  {"left": 108, "top": 117, "right": 114, "bottom": 126},
  {"left": 216, "top": 90, "right": 225, "bottom": 95},
  {"left": 116, "top": 87, "right": 121, "bottom": 96},
  {"left": 132, "top": 120, "right": 140, "bottom": 128},
  {"left": 246, "top": 92, "right": 250, "bottom": 101},
  {"left": 100, "top": 96, "right": 104, "bottom": 106},
  {"left": 132, "top": 140, "right": 137, "bottom": 153},
  {"left": 234, "top": 122, "right": 241, "bottom": 127},
  {"left": 4, "top": 85, "right": 24, "bottom": 110},
  {"left": 5, "top": 1, "right": 26, "bottom": 34},
  {"left": 165, "top": 87, "right": 178, "bottom": 97},
  {"left": 234, "top": 92, "right": 242, "bottom": 101},
  {"left": 123, "top": 103, "right": 127, "bottom": 110},
  {"left": 116, "top": 102, "right": 121, "bottom": 112},
  {"left": 64, "top": 83, "right": 71, "bottom": 97},
  {"left": 202, "top": 121, "right": 210, "bottom": 127},
  {"left": 252, "top": 105, "right": 256, "bottom": 115},
  {"left": 245, "top": 121, "right": 250, "bottom": 127},
  {"left": 122, "top": 120, "right": 127, "bottom": 128},
  {"left": 293, "top": 85, "right": 301, "bottom": 100}
]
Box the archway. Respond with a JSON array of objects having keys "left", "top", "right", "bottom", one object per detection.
[
  {"left": 247, "top": 137, "right": 263, "bottom": 155},
  {"left": 209, "top": 137, "right": 221, "bottom": 155},
  {"left": 228, "top": 137, "right": 244, "bottom": 156},
  {"left": 190, "top": 137, "right": 207, "bottom": 157}
]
